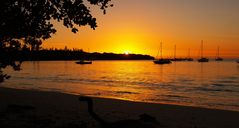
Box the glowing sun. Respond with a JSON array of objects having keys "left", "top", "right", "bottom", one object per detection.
[{"left": 124, "top": 51, "right": 130, "bottom": 55}]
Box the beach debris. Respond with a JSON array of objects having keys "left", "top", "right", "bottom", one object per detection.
[{"left": 79, "top": 96, "right": 160, "bottom": 128}]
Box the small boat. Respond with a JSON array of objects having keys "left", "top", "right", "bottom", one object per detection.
[
  {"left": 186, "top": 48, "right": 194, "bottom": 61},
  {"left": 198, "top": 40, "right": 209, "bottom": 62},
  {"left": 198, "top": 57, "right": 209, "bottom": 62},
  {"left": 171, "top": 58, "right": 184, "bottom": 61},
  {"left": 153, "top": 42, "right": 172, "bottom": 64},
  {"left": 75, "top": 60, "right": 92, "bottom": 64},
  {"left": 215, "top": 57, "right": 223, "bottom": 61},
  {"left": 237, "top": 60, "right": 239, "bottom": 63},
  {"left": 215, "top": 46, "right": 223, "bottom": 61},
  {"left": 154, "top": 59, "right": 172, "bottom": 64},
  {"left": 171, "top": 45, "right": 182, "bottom": 61},
  {"left": 187, "top": 58, "right": 194, "bottom": 61}
]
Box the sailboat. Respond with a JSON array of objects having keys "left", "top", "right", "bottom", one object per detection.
[
  {"left": 171, "top": 45, "right": 183, "bottom": 61},
  {"left": 153, "top": 42, "right": 172, "bottom": 64},
  {"left": 198, "top": 40, "right": 209, "bottom": 62},
  {"left": 215, "top": 46, "right": 223, "bottom": 61},
  {"left": 186, "top": 48, "right": 194, "bottom": 61},
  {"left": 75, "top": 60, "right": 92, "bottom": 64}
]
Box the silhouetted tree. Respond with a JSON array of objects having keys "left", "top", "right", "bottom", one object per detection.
[{"left": 0, "top": 0, "right": 112, "bottom": 82}]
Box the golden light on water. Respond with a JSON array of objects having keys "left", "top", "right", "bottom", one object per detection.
[{"left": 4, "top": 60, "right": 239, "bottom": 111}]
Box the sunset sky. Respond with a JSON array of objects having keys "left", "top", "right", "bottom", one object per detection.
[{"left": 43, "top": 0, "right": 239, "bottom": 58}]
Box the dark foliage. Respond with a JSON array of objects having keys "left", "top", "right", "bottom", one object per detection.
[{"left": 0, "top": 0, "right": 112, "bottom": 82}]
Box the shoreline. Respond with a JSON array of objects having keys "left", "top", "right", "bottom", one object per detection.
[
  {"left": 0, "top": 87, "right": 239, "bottom": 128},
  {"left": 3, "top": 85, "right": 239, "bottom": 112}
]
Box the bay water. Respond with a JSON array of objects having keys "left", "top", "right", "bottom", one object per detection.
[{"left": 2, "top": 60, "right": 239, "bottom": 111}]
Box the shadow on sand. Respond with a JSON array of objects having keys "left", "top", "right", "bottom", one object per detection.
[{"left": 79, "top": 96, "right": 160, "bottom": 128}]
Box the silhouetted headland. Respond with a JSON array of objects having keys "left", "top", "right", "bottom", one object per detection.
[{"left": 0, "top": 48, "right": 154, "bottom": 61}]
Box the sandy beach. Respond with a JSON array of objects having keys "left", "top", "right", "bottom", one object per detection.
[{"left": 0, "top": 87, "right": 238, "bottom": 128}]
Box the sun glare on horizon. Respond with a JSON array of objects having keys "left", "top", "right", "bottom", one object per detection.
[
  {"left": 42, "top": 0, "right": 239, "bottom": 59},
  {"left": 124, "top": 51, "right": 130, "bottom": 55}
]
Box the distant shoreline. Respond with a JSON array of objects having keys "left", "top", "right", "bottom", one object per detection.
[
  {"left": 1, "top": 50, "right": 155, "bottom": 61},
  {"left": 17, "top": 58, "right": 238, "bottom": 61},
  {"left": 1, "top": 49, "right": 238, "bottom": 61}
]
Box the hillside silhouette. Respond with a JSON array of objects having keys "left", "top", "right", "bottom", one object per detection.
[{"left": 1, "top": 48, "right": 154, "bottom": 61}]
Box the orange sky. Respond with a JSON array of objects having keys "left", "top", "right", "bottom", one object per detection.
[{"left": 42, "top": 0, "right": 239, "bottom": 58}]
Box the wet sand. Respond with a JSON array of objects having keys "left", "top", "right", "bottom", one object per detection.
[{"left": 0, "top": 87, "right": 238, "bottom": 128}]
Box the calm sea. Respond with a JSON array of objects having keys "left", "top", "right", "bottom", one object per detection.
[{"left": 2, "top": 60, "right": 239, "bottom": 111}]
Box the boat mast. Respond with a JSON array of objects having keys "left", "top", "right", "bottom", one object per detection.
[
  {"left": 217, "top": 46, "right": 220, "bottom": 58},
  {"left": 156, "top": 48, "right": 159, "bottom": 59},
  {"left": 174, "top": 44, "right": 176, "bottom": 59},
  {"left": 160, "top": 42, "right": 163, "bottom": 59},
  {"left": 201, "top": 40, "right": 203, "bottom": 58}
]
